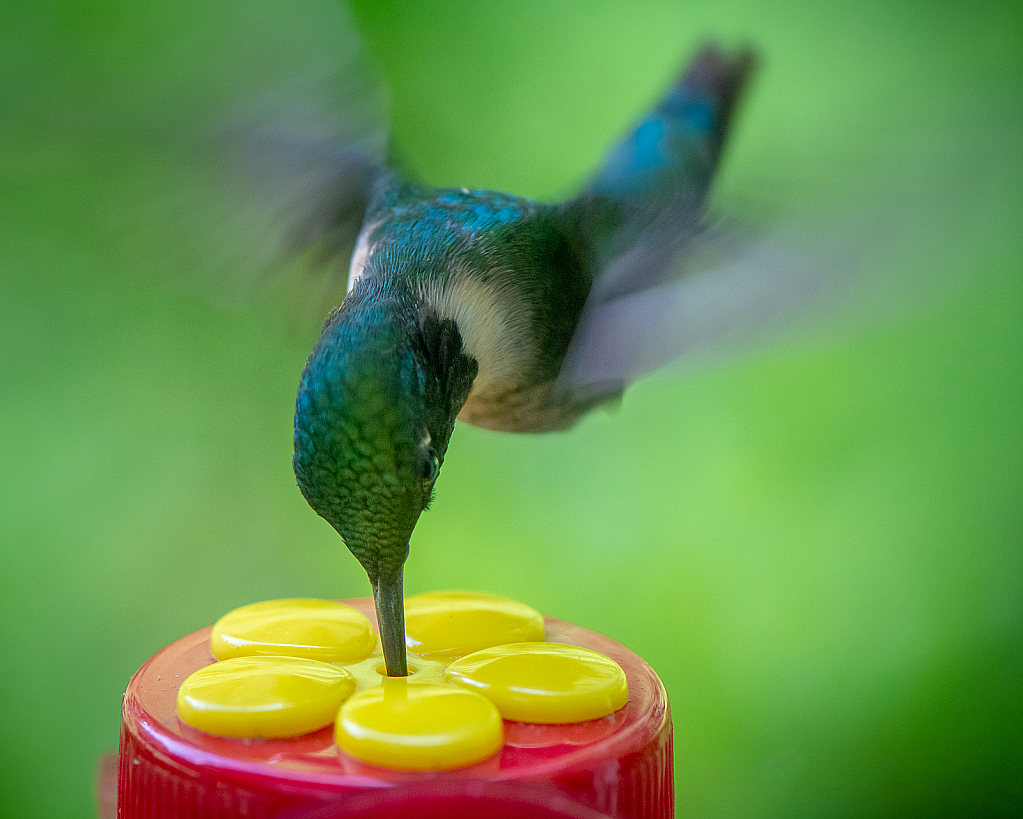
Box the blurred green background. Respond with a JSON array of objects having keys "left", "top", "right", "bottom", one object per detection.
[{"left": 1, "top": 1, "right": 1020, "bottom": 817}]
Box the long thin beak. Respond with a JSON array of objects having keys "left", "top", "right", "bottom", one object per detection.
[{"left": 372, "top": 568, "right": 408, "bottom": 677}]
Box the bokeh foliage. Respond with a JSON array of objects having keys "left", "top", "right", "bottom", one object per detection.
[{"left": 1, "top": 1, "right": 1020, "bottom": 817}]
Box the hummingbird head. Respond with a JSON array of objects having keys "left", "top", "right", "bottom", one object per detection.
[{"left": 293, "top": 276, "right": 476, "bottom": 674}]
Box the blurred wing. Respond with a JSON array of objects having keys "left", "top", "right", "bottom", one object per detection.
[
  {"left": 219, "top": 65, "right": 389, "bottom": 272},
  {"left": 133, "top": 1, "right": 391, "bottom": 327},
  {"left": 557, "top": 220, "right": 850, "bottom": 396}
]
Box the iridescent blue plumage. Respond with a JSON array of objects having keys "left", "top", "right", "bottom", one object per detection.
[
  {"left": 292, "top": 44, "right": 757, "bottom": 675},
  {"left": 592, "top": 79, "right": 729, "bottom": 199}
]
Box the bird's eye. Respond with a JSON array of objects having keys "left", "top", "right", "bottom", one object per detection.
[{"left": 421, "top": 447, "right": 440, "bottom": 483}]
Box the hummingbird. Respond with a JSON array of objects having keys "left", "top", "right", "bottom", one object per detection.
[{"left": 292, "top": 45, "right": 758, "bottom": 676}]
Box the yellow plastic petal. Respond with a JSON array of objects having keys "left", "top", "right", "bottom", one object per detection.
[
  {"left": 403, "top": 591, "right": 544, "bottom": 660},
  {"left": 335, "top": 680, "right": 503, "bottom": 770},
  {"left": 177, "top": 656, "right": 356, "bottom": 738},
  {"left": 445, "top": 642, "right": 628, "bottom": 724},
  {"left": 210, "top": 598, "right": 376, "bottom": 663}
]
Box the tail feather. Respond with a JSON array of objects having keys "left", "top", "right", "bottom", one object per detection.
[
  {"left": 555, "top": 44, "right": 763, "bottom": 401},
  {"left": 565, "top": 44, "right": 758, "bottom": 297},
  {"left": 587, "top": 44, "right": 757, "bottom": 206},
  {"left": 671, "top": 44, "right": 758, "bottom": 164}
]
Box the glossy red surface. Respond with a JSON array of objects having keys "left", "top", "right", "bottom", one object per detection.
[{"left": 118, "top": 599, "right": 673, "bottom": 818}]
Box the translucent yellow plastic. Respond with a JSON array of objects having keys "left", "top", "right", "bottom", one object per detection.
[
  {"left": 445, "top": 642, "right": 629, "bottom": 724},
  {"left": 403, "top": 591, "right": 545, "bottom": 660},
  {"left": 341, "top": 654, "right": 450, "bottom": 691},
  {"left": 191, "top": 595, "right": 633, "bottom": 766},
  {"left": 210, "top": 598, "right": 376, "bottom": 663},
  {"left": 335, "top": 680, "right": 503, "bottom": 770},
  {"left": 177, "top": 656, "right": 357, "bottom": 738}
]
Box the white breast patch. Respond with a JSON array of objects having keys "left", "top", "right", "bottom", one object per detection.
[
  {"left": 347, "top": 221, "right": 381, "bottom": 293},
  {"left": 415, "top": 270, "right": 533, "bottom": 397}
]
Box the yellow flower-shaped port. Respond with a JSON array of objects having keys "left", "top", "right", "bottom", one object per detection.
[
  {"left": 177, "top": 655, "right": 357, "bottom": 738},
  {"left": 445, "top": 642, "right": 628, "bottom": 724},
  {"left": 177, "top": 596, "right": 632, "bottom": 770},
  {"left": 210, "top": 598, "right": 376, "bottom": 663},
  {"left": 335, "top": 680, "right": 503, "bottom": 770},
  {"left": 403, "top": 590, "right": 545, "bottom": 660}
]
